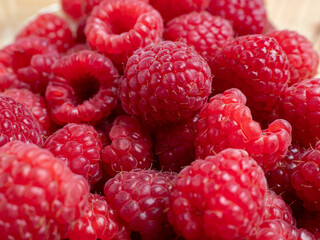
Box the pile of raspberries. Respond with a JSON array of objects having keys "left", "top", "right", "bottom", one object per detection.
[{"left": 1, "top": 0, "right": 320, "bottom": 239}]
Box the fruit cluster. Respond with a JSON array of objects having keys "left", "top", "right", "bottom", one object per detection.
[{"left": 0, "top": 0, "right": 319, "bottom": 239}]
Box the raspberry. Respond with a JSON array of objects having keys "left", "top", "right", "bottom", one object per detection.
[
  {"left": 149, "top": 0, "right": 210, "bottom": 22},
  {"left": 85, "top": 0, "right": 163, "bottom": 71},
  {"left": 268, "top": 30, "right": 319, "bottom": 85},
  {"left": 1, "top": 88, "right": 55, "bottom": 137},
  {"left": 0, "top": 95, "right": 43, "bottom": 147},
  {"left": 167, "top": 148, "right": 267, "bottom": 239},
  {"left": 62, "top": 0, "right": 85, "bottom": 20},
  {"left": 101, "top": 115, "right": 154, "bottom": 177},
  {"left": 210, "top": 34, "right": 290, "bottom": 118},
  {"left": 120, "top": 41, "right": 212, "bottom": 125},
  {"left": 207, "top": 0, "right": 267, "bottom": 36},
  {"left": 0, "top": 64, "right": 26, "bottom": 92},
  {"left": 0, "top": 141, "right": 89, "bottom": 239},
  {"left": 46, "top": 50, "right": 119, "bottom": 125},
  {"left": 164, "top": 11, "right": 234, "bottom": 61},
  {"left": 17, "top": 13, "right": 75, "bottom": 52},
  {"left": 298, "top": 211, "right": 320, "bottom": 239},
  {"left": 277, "top": 78, "right": 320, "bottom": 147},
  {"left": 155, "top": 114, "right": 198, "bottom": 172},
  {"left": 44, "top": 123, "right": 102, "bottom": 185},
  {"left": 104, "top": 169, "right": 177, "bottom": 239},
  {"left": 195, "top": 88, "right": 292, "bottom": 172}
]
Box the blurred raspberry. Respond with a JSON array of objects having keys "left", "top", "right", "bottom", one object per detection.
[
  {"left": 0, "top": 63, "right": 26, "bottom": 92},
  {"left": 17, "top": 13, "right": 75, "bottom": 52},
  {"left": 0, "top": 141, "right": 89, "bottom": 239},
  {"left": 61, "top": 0, "right": 85, "bottom": 20},
  {"left": 46, "top": 50, "right": 119, "bottom": 125},
  {"left": 207, "top": 0, "right": 267, "bottom": 36},
  {"left": 120, "top": 41, "right": 212, "bottom": 125},
  {"left": 167, "top": 148, "right": 267, "bottom": 240},
  {"left": 195, "top": 88, "right": 292, "bottom": 172},
  {"left": 164, "top": 11, "right": 234, "bottom": 61},
  {"left": 85, "top": 0, "right": 163, "bottom": 71},
  {"left": 268, "top": 30, "right": 319, "bottom": 85},
  {"left": 44, "top": 123, "right": 102, "bottom": 185}
]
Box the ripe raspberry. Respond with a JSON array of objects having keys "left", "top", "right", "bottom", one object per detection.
[
  {"left": 62, "top": 0, "right": 85, "bottom": 20},
  {"left": 0, "top": 141, "right": 89, "bottom": 239},
  {"left": 120, "top": 41, "right": 212, "bottom": 125},
  {"left": 210, "top": 34, "right": 290, "bottom": 118},
  {"left": 17, "top": 13, "right": 75, "bottom": 52},
  {"left": 298, "top": 211, "right": 320, "bottom": 239},
  {"left": 44, "top": 123, "right": 102, "bottom": 185},
  {"left": 149, "top": 0, "right": 210, "bottom": 22},
  {"left": 1, "top": 88, "right": 55, "bottom": 137},
  {"left": 277, "top": 78, "right": 320, "bottom": 147},
  {"left": 85, "top": 0, "right": 163, "bottom": 71},
  {"left": 195, "top": 88, "right": 292, "bottom": 172},
  {"left": 207, "top": 0, "right": 267, "bottom": 36},
  {"left": 164, "top": 11, "right": 234, "bottom": 61},
  {"left": 155, "top": 114, "right": 198, "bottom": 172},
  {"left": 167, "top": 148, "right": 267, "bottom": 239},
  {"left": 0, "top": 64, "right": 26, "bottom": 92},
  {"left": 268, "top": 30, "right": 319, "bottom": 85},
  {"left": 0, "top": 95, "right": 43, "bottom": 147},
  {"left": 46, "top": 50, "right": 119, "bottom": 125},
  {"left": 101, "top": 115, "right": 154, "bottom": 177},
  {"left": 104, "top": 169, "right": 177, "bottom": 239}
]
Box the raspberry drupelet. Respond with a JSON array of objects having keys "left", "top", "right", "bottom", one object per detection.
[
  {"left": 207, "top": 0, "right": 267, "bottom": 36},
  {"left": 101, "top": 115, "right": 154, "bottom": 177},
  {"left": 120, "top": 41, "right": 212, "bottom": 125},
  {"left": 46, "top": 50, "right": 119, "bottom": 125},
  {"left": 210, "top": 34, "right": 290, "bottom": 120},
  {"left": 167, "top": 148, "right": 267, "bottom": 240},
  {"left": 0, "top": 95, "right": 43, "bottom": 147},
  {"left": 0, "top": 141, "right": 89, "bottom": 239},
  {"left": 104, "top": 169, "right": 177, "bottom": 239},
  {"left": 61, "top": 0, "right": 85, "bottom": 20},
  {"left": 85, "top": 0, "right": 163, "bottom": 71},
  {"left": 16, "top": 13, "right": 75, "bottom": 52},
  {"left": 195, "top": 88, "right": 292, "bottom": 172},
  {"left": 164, "top": 11, "right": 234, "bottom": 61}
]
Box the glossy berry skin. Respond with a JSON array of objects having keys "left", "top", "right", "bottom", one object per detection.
[
  {"left": 62, "top": 0, "right": 85, "bottom": 20},
  {"left": 0, "top": 141, "right": 89, "bottom": 239},
  {"left": 101, "top": 115, "right": 154, "bottom": 177},
  {"left": 85, "top": 0, "right": 163, "bottom": 71},
  {"left": 164, "top": 11, "right": 234, "bottom": 61},
  {"left": 167, "top": 148, "right": 267, "bottom": 240},
  {"left": 278, "top": 78, "right": 320, "bottom": 147},
  {"left": 0, "top": 95, "right": 43, "bottom": 147},
  {"left": 207, "top": 0, "right": 267, "bottom": 36},
  {"left": 195, "top": 88, "right": 292, "bottom": 172},
  {"left": 268, "top": 30, "right": 319, "bottom": 85},
  {"left": 46, "top": 50, "right": 119, "bottom": 125},
  {"left": 149, "top": 0, "right": 210, "bottom": 22},
  {"left": 17, "top": 13, "right": 75, "bottom": 52},
  {"left": 104, "top": 169, "right": 177, "bottom": 239},
  {"left": 120, "top": 41, "right": 212, "bottom": 125},
  {"left": 44, "top": 123, "right": 102, "bottom": 185},
  {"left": 210, "top": 34, "right": 290, "bottom": 118}
]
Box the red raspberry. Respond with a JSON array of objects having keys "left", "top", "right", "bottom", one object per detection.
[
  {"left": 298, "top": 211, "right": 320, "bottom": 239},
  {"left": 167, "top": 148, "right": 267, "bottom": 239},
  {"left": 16, "top": 13, "right": 75, "bottom": 52},
  {"left": 44, "top": 123, "right": 102, "bottom": 185},
  {"left": 120, "top": 41, "right": 212, "bottom": 125},
  {"left": 278, "top": 78, "right": 320, "bottom": 147},
  {"left": 0, "top": 95, "right": 43, "bottom": 147},
  {"left": 164, "top": 11, "right": 234, "bottom": 61},
  {"left": 207, "top": 0, "right": 267, "bottom": 36},
  {"left": 149, "top": 0, "right": 210, "bottom": 22},
  {"left": 1, "top": 88, "right": 55, "bottom": 137},
  {"left": 46, "top": 50, "right": 119, "bottom": 125},
  {"left": 210, "top": 35, "right": 290, "bottom": 119},
  {"left": 62, "top": 0, "right": 85, "bottom": 20},
  {"left": 268, "top": 30, "right": 319, "bottom": 85},
  {"left": 0, "top": 141, "right": 89, "bottom": 239},
  {"left": 0, "top": 64, "right": 26, "bottom": 92},
  {"left": 104, "top": 169, "right": 177, "bottom": 239},
  {"left": 155, "top": 114, "right": 198, "bottom": 172},
  {"left": 85, "top": 0, "right": 163, "bottom": 71},
  {"left": 195, "top": 88, "right": 292, "bottom": 172},
  {"left": 101, "top": 115, "right": 154, "bottom": 177}
]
